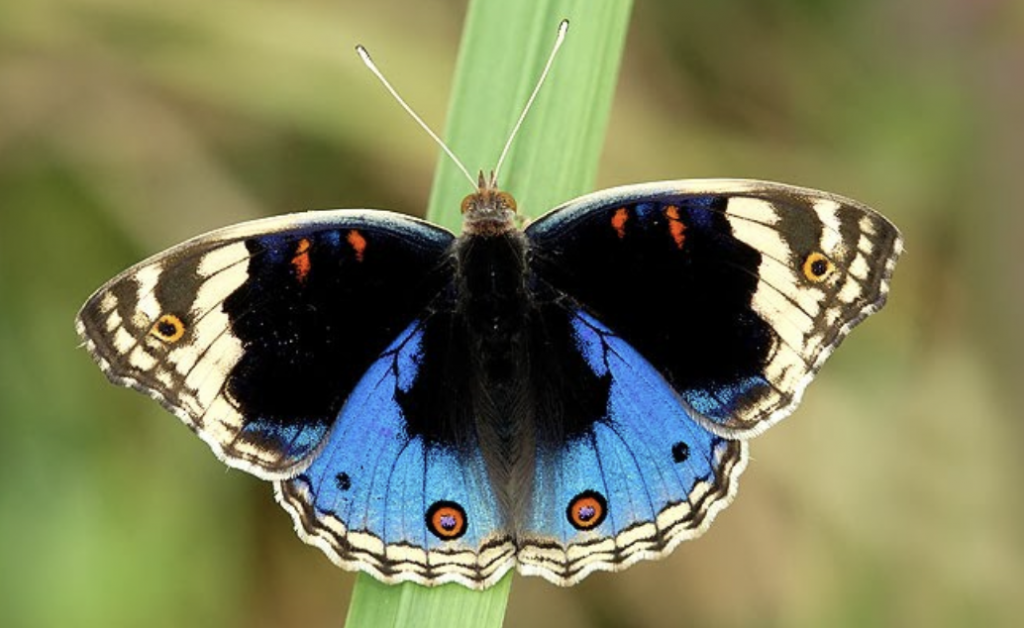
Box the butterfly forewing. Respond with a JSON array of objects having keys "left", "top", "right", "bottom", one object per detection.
[
  {"left": 76, "top": 210, "right": 455, "bottom": 478},
  {"left": 525, "top": 179, "right": 903, "bottom": 436}
]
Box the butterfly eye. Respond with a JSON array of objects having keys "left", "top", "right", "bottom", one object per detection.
[
  {"left": 460, "top": 194, "right": 475, "bottom": 214},
  {"left": 495, "top": 191, "right": 517, "bottom": 213},
  {"left": 426, "top": 501, "right": 468, "bottom": 540},
  {"left": 566, "top": 490, "right": 608, "bottom": 531},
  {"left": 802, "top": 252, "right": 836, "bottom": 283},
  {"left": 150, "top": 314, "right": 186, "bottom": 343}
]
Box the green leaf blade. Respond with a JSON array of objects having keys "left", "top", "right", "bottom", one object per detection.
[{"left": 345, "top": 1, "right": 632, "bottom": 626}]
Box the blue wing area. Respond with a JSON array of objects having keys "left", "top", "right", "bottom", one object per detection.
[
  {"left": 274, "top": 320, "right": 515, "bottom": 588},
  {"left": 517, "top": 310, "right": 747, "bottom": 585}
]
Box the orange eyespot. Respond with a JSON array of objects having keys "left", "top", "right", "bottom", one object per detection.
[
  {"left": 150, "top": 314, "right": 186, "bottom": 343},
  {"left": 567, "top": 491, "right": 607, "bottom": 531},
  {"left": 803, "top": 252, "right": 836, "bottom": 282},
  {"left": 426, "top": 501, "right": 468, "bottom": 540}
]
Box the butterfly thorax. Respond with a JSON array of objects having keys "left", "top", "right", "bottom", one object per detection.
[{"left": 455, "top": 174, "right": 531, "bottom": 375}]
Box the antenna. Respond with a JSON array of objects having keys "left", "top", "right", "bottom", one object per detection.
[
  {"left": 356, "top": 44, "right": 477, "bottom": 188},
  {"left": 356, "top": 18, "right": 570, "bottom": 190},
  {"left": 493, "top": 19, "right": 569, "bottom": 184}
]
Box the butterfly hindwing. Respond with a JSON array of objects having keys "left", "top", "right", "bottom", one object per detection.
[
  {"left": 275, "top": 317, "right": 516, "bottom": 587},
  {"left": 517, "top": 307, "right": 747, "bottom": 584},
  {"left": 75, "top": 210, "right": 454, "bottom": 478},
  {"left": 526, "top": 179, "right": 903, "bottom": 436}
]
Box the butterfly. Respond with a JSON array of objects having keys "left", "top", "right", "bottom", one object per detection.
[{"left": 77, "top": 172, "right": 901, "bottom": 589}]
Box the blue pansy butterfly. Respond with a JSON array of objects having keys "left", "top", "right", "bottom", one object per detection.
[
  {"left": 75, "top": 24, "right": 902, "bottom": 589},
  {"left": 76, "top": 175, "right": 901, "bottom": 588}
]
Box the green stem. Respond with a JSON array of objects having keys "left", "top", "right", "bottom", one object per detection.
[{"left": 344, "top": 1, "right": 632, "bottom": 626}]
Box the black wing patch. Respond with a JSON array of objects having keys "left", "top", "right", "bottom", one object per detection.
[{"left": 526, "top": 181, "right": 901, "bottom": 435}]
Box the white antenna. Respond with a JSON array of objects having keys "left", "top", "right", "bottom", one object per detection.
[
  {"left": 493, "top": 19, "right": 570, "bottom": 184},
  {"left": 356, "top": 18, "right": 569, "bottom": 190},
  {"left": 356, "top": 44, "right": 477, "bottom": 188}
]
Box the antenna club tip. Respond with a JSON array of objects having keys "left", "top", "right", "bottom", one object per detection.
[{"left": 559, "top": 19, "right": 570, "bottom": 31}]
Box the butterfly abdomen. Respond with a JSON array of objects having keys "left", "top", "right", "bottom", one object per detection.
[{"left": 452, "top": 228, "right": 539, "bottom": 525}]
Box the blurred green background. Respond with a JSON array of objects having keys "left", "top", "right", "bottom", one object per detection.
[{"left": 2, "top": 0, "right": 1022, "bottom": 626}]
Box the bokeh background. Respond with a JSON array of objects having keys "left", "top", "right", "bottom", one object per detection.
[{"left": 2, "top": 0, "right": 1022, "bottom": 626}]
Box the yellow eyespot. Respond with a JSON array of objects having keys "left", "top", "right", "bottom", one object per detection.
[
  {"left": 150, "top": 313, "right": 186, "bottom": 343},
  {"left": 803, "top": 252, "right": 836, "bottom": 283}
]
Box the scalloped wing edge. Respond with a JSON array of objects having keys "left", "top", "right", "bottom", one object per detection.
[{"left": 273, "top": 440, "right": 747, "bottom": 588}]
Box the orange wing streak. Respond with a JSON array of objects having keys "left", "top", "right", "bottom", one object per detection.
[
  {"left": 291, "top": 238, "right": 312, "bottom": 283},
  {"left": 611, "top": 207, "right": 629, "bottom": 239},
  {"left": 347, "top": 230, "right": 367, "bottom": 262},
  {"left": 665, "top": 205, "right": 687, "bottom": 249}
]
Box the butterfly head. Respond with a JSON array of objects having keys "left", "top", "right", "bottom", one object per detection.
[{"left": 461, "top": 170, "right": 518, "bottom": 236}]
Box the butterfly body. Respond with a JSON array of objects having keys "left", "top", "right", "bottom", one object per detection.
[{"left": 77, "top": 178, "right": 901, "bottom": 588}]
